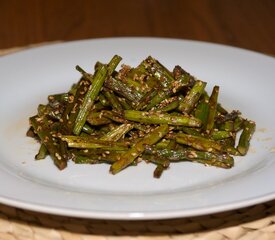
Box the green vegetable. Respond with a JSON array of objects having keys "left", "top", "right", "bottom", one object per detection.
[
  {"left": 144, "top": 147, "right": 234, "bottom": 169},
  {"left": 124, "top": 110, "right": 201, "bottom": 127},
  {"left": 29, "top": 116, "right": 67, "bottom": 170},
  {"left": 205, "top": 86, "right": 219, "bottom": 133},
  {"left": 178, "top": 80, "right": 206, "bottom": 114},
  {"left": 237, "top": 120, "right": 256, "bottom": 155},
  {"left": 110, "top": 124, "right": 169, "bottom": 174},
  {"left": 73, "top": 55, "right": 122, "bottom": 135},
  {"left": 27, "top": 55, "right": 255, "bottom": 178},
  {"left": 61, "top": 135, "right": 129, "bottom": 150}
]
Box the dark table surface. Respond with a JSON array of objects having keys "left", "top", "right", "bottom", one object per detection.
[{"left": 0, "top": 0, "right": 274, "bottom": 55}]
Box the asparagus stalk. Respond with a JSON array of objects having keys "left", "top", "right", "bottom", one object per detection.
[
  {"left": 102, "top": 89, "right": 123, "bottom": 111},
  {"left": 175, "top": 133, "right": 224, "bottom": 153},
  {"left": 100, "top": 123, "right": 134, "bottom": 141},
  {"left": 29, "top": 116, "right": 67, "bottom": 170},
  {"left": 156, "top": 98, "right": 179, "bottom": 112},
  {"left": 211, "top": 130, "right": 232, "bottom": 140},
  {"left": 35, "top": 144, "right": 48, "bottom": 160},
  {"left": 60, "top": 135, "right": 129, "bottom": 150},
  {"left": 124, "top": 110, "right": 201, "bottom": 127},
  {"left": 141, "top": 56, "right": 174, "bottom": 88},
  {"left": 73, "top": 55, "right": 122, "bottom": 135},
  {"left": 153, "top": 165, "right": 166, "bottom": 178},
  {"left": 86, "top": 112, "right": 112, "bottom": 125},
  {"left": 175, "top": 132, "right": 239, "bottom": 155},
  {"left": 110, "top": 124, "right": 169, "bottom": 174},
  {"left": 178, "top": 80, "right": 206, "bottom": 114},
  {"left": 237, "top": 120, "right": 256, "bottom": 155},
  {"left": 205, "top": 86, "right": 219, "bottom": 133},
  {"left": 104, "top": 77, "right": 143, "bottom": 103},
  {"left": 144, "top": 147, "right": 234, "bottom": 168}
]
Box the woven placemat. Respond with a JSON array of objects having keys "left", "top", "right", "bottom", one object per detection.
[
  {"left": 0, "top": 44, "right": 274, "bottom": 240},
  {"left": 0, "top": 201, "right": 275, "bottom": 240}
]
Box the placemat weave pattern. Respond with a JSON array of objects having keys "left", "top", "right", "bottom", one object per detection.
[{"left": 0, "top": 45, "right": 274, "bottom": 240}]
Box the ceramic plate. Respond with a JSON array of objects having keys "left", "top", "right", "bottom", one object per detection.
[{"left": 0, "top": 38, "right": 274, "bottom": 220}]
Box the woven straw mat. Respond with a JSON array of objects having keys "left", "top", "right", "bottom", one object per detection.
[{"left": 0, "top": 45, "right": 274, "bottom": 240}]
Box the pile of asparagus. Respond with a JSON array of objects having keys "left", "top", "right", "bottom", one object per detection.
[{"left": 27, "top": 55, "right": 255, "bottom": 178}]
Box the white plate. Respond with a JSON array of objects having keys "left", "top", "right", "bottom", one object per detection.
[{"left": 0, "top": 38, "right": 274, "bottom": 220}]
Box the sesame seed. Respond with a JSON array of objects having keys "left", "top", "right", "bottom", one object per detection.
[
  {"left": 55, "top": 152, "right": 62, "bottom": 160},
  {"left": 68, "top": 95, "right": 74, "bottom": 103},
  {"left": 35, "top": 117, "right": 43, "bottom": 122}
]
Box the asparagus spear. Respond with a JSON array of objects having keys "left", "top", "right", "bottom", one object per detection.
[
  {"left": 104, "top": 77, "right": 143, "bottom": 103},
  {"left": 178, "top": 80, "right": 207, "bottom": 114},
  {"left": 73, "top": 150, "right": 122, "bottom": 164},
  {"left": 73, "top": 55, "right": 122, "bottom": 135},
  {"left": 237, "top": 120, "right": 256, "bottom": 155},
  {"left": 135, "top": 88, "right": 159, "bottom": 110},
  {"left": 101, "top": 110, "right": 128, "bottom": 123},
  {"left": 194, "top": 96, "right": 209, "bottom": 129},
  {"left": 124, "top": 110, "right": 201, "bottom": 127},
  {"left": 152, "top": 138, "right": 175, "bottom": 178},
  {"left": 48, "top": 93, "right": 69, "bottom": 103},
  {"left": 29, "top": 116, "right": 67, "bottom": 170},
  {"left": 175, "top": 133, "right": 224, "bottom": 153},
  {"left": 218, "top": 120, "right": 235, "bottom": 132},
  {"left": 153, "top": 165, "right": 166, "bottom": 178},
  {"left": 35, "top": 144, "right": 48, "bottom": 160},
  {"left": 205, "top": 86, "right": 219, "bottom": 133},
  {"left": 98, "top": 94, "right": 110, "bottom": 107},
  {"left": 86, "top": 112, "right": 112, "bottom": 125},
  {"left": 117, "top": 97, "right": 132, "bottom": 110},
  {"left": 100, "top": 123, "right": 134, "bottom": 141},
  {"left": 156, "top": 98, "right": 179, "bottom": 112},
  {"left": 175, "top": 133, "right": 239, "bottom": 155},
  {"left": 143, "top": 153, "right": 170, "bottom": 167},
  {"left": 141, "top": 56, "right": 174, "bottom": 88},
  {"left": 144, "top": 147, "right": 234, "bottom": 168},
  {"left": 102, "top": 89, "right": 123, "bottom": 111},
  {"left": 60, "top": 135, "right": 129, "bottom": 150},
  {"left": 66, "top": 79, "right": 91, "bottom": 133},
  {"left": 110, "top": 124, "right": 169, "bottom": 174},
  {"left": 211, "top": 130, "right": 232, "bottom": 140}
]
